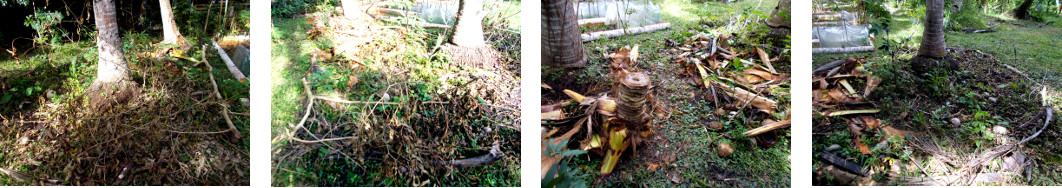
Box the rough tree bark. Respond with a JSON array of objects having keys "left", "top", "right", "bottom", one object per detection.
[
  {"left": 1014, "top": 0, "right": 1035, "bottom": 19},
  {"left": 89, "top": 0, "right": 139, "bottom": 110},
  {"left": 911, "top": 0, "right": 955, "bottom": 75},
  {"left": 542, "top": 0, "right": 586, "bottom": 68},
  {"left": 919, "top": 0, "right": 946, "bottom": 59},
  {"left": 450, "top": 0, "right": 486, "bottom": 47}
]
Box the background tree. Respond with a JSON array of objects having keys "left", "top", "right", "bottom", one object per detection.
[
  {"left": 88, "top": 0, "right": 137, "bottom": 109},
  {"left": 766, "top": 0, "right": 791, "bottom": 28},
  {"left": 450, "top": 0, "right": 486, "bottom": 47},
  {"left": 1014, "top": 0, "right": 1035, "bottom": 19},
  {"left": 160, "top": 0, "right": 188, "bottom": 47},
  {"left": 911, "top": 0, "right": 955, "bottom": 74},
  {"left": 918, "top": 0, "right": 946, "bottom": 59},
  {"left": 541, "top": 0, "right": 586, "bottom": 68}
]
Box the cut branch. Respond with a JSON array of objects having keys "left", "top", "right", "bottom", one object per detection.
[
  {"left": 743, "top": 119, "right": 791, "bottom": 137},
  {"left": 812, "top": 45, "right": 875, "bottom": 53},
  {"left": 435, "top": 141, "right": 504, "bottom": 168},
  {"left": 582, "top": 22, "right": 671, "bottom": 42},
  {"left": 211, "top": 40, "right": 247, "bottom": 82},
  {"left": 200, "top": 45, "right": 242, "bottom": 139}
]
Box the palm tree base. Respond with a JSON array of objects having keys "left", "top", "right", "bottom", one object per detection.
[
  {"left": 909, "top": 55, "right": 959, "bottom": 76},
  {"left": 441, "top": 44, "right": 501, "bottom": 69},
  {"left": 86, "top": 79, "right": 141, "bottom": 111}
]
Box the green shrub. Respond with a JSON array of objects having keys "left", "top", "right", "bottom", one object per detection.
[
  {"left": 946, "top": 0, "right": 986, "bottom": 30},
  {"left": 24, "top": 9, "right": 65, "bottom": 45},
  {"left": 272, "top": 0, "right": 338, "bottom": 18}
]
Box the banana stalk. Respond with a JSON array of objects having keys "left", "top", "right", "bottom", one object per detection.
[{"left": 600, "top": 128, "right": 629, "bottom": 175}]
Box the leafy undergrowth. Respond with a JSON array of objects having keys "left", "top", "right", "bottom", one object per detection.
[
  {"left": 0, "top": 32, "right": 250, "bottom": 185},
  {"left": 542, "top": 0, "right": 790, "bottom": 187},
  {"left": 811, "top": 11, "right": 1062, "bottom": 184},
  {"left": 816, "top": 11, "right": 1062, "bottom": 103},
  {"left": 813, "top": 13, "right": 1062, "bottom": 185},
  {"left": 270, "top": 1, "right": 521, "bottom": 186},
  {"left": 813, "top": 48, "right": 1061, "bottom": 185}
]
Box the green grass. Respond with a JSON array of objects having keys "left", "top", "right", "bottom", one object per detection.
[
  {"left": 545, "top": 0, "right": 790, "bottom": 186},
  {"left": 816, "top": 10, "right": 1062, "bottom": 86},
  {"left": 947, "top": 16, "right": 1062, "bottom": 85},
  {"left": 0, "top": 41, "right": 97, "bottom": 111}
]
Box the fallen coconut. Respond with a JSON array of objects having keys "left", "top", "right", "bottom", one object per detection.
[
  {"left": 718, "top": 142, "right": 733, "bottom": 157},
  {"left": 709, "top": 122, "right": 724, "bottom": 130}
]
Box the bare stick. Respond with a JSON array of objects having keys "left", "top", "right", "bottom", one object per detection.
[
  {"left": 211, "top": 40, "right": 247, "bottom": 81},
  {"left": 201, "top": 45, "right": 242, "bottom": 139},
  {"left": 434, "top": 142, "right": 504, "bottom": 167},
  {"left": 581, "top": 23, "right": 672, "bottom": 42},
  {"left": 166, "top": 129, "right": 233, "bottom": 135},
  {"left": 289, "top": 79, "right": 358, "bottom": 144},
  {"left": 742, "top": 119, "right": 791, "bottom": 136},
  {"left": 314, "top": 96, "right": 403, "bottom": 105}
]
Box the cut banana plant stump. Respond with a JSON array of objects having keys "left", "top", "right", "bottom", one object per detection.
[
  {"left": 599, "top": 72, "right": 654, "bottom": 176},
  {"left": 616, "top": 72, "right": 652, "bottom": 127}
]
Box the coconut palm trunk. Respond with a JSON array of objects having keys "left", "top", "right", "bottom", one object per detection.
[
  {"left": 93, "top": 0, "right": 128, "bottom": 85},
  {"left": 160, "top": 0, "right": 187, "bottom": 46},
  {"left": 542, "top": 0, "right": 586, "bottom": 68},
  {"left": 89, "top": 0, "right": 138, "bottom": 109},
  {"left": 911, "top": 0, "right": 954, "bottom": 75},
  {"left": 450, "top": 0, "right": 486, "bottom": 47},
  {"left": 918, "top": 0, "right": 946, "bottom": 59}
]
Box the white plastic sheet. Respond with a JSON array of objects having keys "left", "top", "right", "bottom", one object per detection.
[
  {"left": 814, "top": 24, "right": 870, "bottom": 48},
  {"left": 414, "top": 1, "right": 458, "bottom": 25},
  {"left": 576, "top": 0, "right": 661, "bottom": 27}
]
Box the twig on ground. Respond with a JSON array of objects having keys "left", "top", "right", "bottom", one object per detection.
[
  {"left": 433, "top": 141, "right": 504, "bottom": 168},
  {"left": 165, "top": 129, "right": 233, "bottom": 135},
  {"left": 199, "top": 45, "right": 242, "bottom": 139},
  {"left": 289, "top": 78, "right": 359, "bottom": 144},
  {"left": 912, "top": 157, "right": 945, "bottom": 186}
]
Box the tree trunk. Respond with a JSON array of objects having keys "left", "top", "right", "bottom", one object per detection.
[
  {"left": 93, "top": 0, "right": 128, "bottom": 84},
  {"left": 450, "top": 0, "right": 485, "bottom": 47},
  {"left": 766, "top": 0, "right": 791, "bottom": 28},
  {"left": 542, "top": 0, "right": 586, "bottom": 68},
  {"left": 1014, "top": 0, "right": 1035, "bottom": 19},
  {"left": 918, "top": 0, "right": 946, "bottom": 59},
  {"left": 89, "top": 0, "right": 138, "bottom": 110},
  {"left": 951, "top": 0, "right": 964, "bottom": 12},
  {"left": 983, "top": 0, "right": 989, "bottom": 13},
  {"left": 160, "top": 0, "right": 186, "bottom": 46}
]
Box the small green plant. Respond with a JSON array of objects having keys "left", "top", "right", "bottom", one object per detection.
[
  {"left": 542, "top": 139, "right": 591, "bottom": 188},
  {"left": 24, "top": 9, "right": 65, "bottom": 45},
  {"left": 922, "top": 69, "right": 952, "bottom": 97}
]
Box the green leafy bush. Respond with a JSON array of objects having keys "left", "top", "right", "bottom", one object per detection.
[
  {"left": 24, "top": 9, "right": 65, "bottom": 45},
  {"left": 946, "top": 0, "right": 986, "bottom": 30},
  {"left": 272, "top": 0, "right": 338, "bottom": 18}
]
